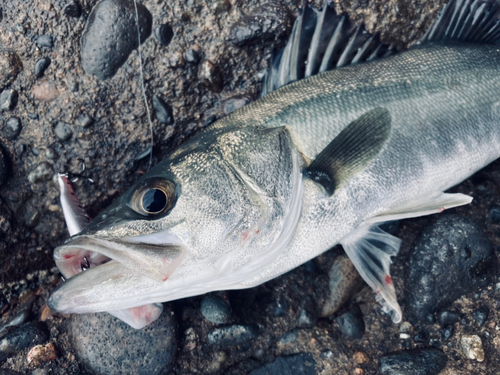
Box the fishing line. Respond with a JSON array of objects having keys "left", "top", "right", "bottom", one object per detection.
[{"left": 133, "top": 0, "right": 154, "bottom": 171}]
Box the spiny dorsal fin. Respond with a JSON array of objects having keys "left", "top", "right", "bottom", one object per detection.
[
  {"left": 304, "top": 108, "right": 392, "bottom": 196},
  {"left": 261, "top": 0, "right": 395, "bottom": 96},
  {"left": 419, "top": 0, "right": 500, "bottom": 45}
]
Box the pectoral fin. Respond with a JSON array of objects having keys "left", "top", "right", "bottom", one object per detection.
[
  {"left": 341, "top": 225, "right": 402, "bottom": 323},
  {"left": 366, "top": 192, "right": 473, "bottom": 224},
  {"left": 304, "top": 107, "right": 392, "bottom": 195}
]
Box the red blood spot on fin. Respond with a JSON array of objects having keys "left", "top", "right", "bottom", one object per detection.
[
  {"left": 63, "top": 254, "right": 73, "bottom": 260},
  {"left": 438, "top": 207, "right": 446, "bottom": 213},
  {"left": 384, "top": 274, "right": 392, "bottom": 285}
]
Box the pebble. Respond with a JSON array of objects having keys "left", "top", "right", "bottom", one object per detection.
[
  {"left": 154, "top": 24, "right": 174, "bottom": 46},
  {"left": 166, "top": 52, "right": 185, "bottom": 68},
  {"left": 63, "top": 1, "right": 82, "bottom": 18},
  {"left": 399, "top": 321, "right": 413, "bottom": 333},
  {"left": 78, "top": 113, "right": 94, "bottom": 128},
  {"left": 27, "top": 162, "right": 53, "bottom": 183},
  {"left": 81, "top": 0, "right": 153, "bottom": 80},
  {"left": 184, "top": 49, "right": 200, "bottom": 64},
  {"left": 211, "top": 0, "right": 231, "bottom": 14},
  {"left": 4, "top": 117, "right": 22, "bottom": 140},
  {"left": 0, "top": 89, "right": 18, "bottom": 111},
  {"left": 32, "top": 81, "right": 59, "bottom": 101},
  {"left": 472, "top": 306, "right": 489, "bottom": 326},
  {"left": 229, "top": 3, "right": 292, "bottom": 46},
  {"left": 223, "top": 95, "right": 252, "bottom": 115},
  {"left": 34, "top": 57, "right": 51, "bottom": 78},
  {"left": 0, "top": 51, "right": 23, "bottom": 90},
  {"left": 400, "top": 333, "right": 410, "bottom": 339},
  {"left": 250, "top": 353, "right": 316, "bottom": 375},
  {"left": 297, "top": 307, "right": 318, "bottom": 328},
  {"left": 441, "top": 326, "right": 453, "bottom": 340},
  {"left": 207, "top": 324, "right": 259, "bottom": 346},
  {"left": 152, "top": 95, "right": 174, "bottom": 125},
  {"left": 54, "top": 121, "right": 73, "bottom": 141},
  {"left": 320, "top": 254, "right": 363, "bottom": 317},
  {"left": 198, "top": 59, "right": 222, "bottom": 92},
  {"left": 200, "top": 295, "right": 232, "bottom": 324},
  {"left": 27, "top": 343, "right": 58, "bottom": 365},
  {"left": 68, "top": 307, "right": 177, "bottom": 375},
  {"left": 405, "top": 215, "right": 494, "bottom": 321},
  {"left": 36, "top": 35, "right": 53, "bottom": 48},
  {"left": 353, "top": 351, "right": 370, "bottom": 364},
  {"left": 336, "top": 307, "right": 365, "bottom": 339},
  {"left": 45, "top": 147, "right": 58, "bottom": 160},
  {"left": 278, "top": 329, "right": 299, "bottom": 345},
  {"left": 460, "top": 335, "right": 484, "bottom": 362},
  {"left": 437, "top": 310, "right": 460, "bottom": 327},
  {"left": 379, "top": 348, "right": 448, "bottom": 375},
  {"left": 0, "top": 322, "right": 49, "bottom": 362}
]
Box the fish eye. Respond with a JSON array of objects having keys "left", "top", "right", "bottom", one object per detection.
[{"left": 129, "top": 178, "right": 176, "bottom": 216}]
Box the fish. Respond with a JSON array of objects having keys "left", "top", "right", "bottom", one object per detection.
[{"left": 48, "top": 0, "right": 500, "bottom": 327}]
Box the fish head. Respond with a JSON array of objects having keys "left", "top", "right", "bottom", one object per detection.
[{"left": 49, "top": 126, "right": 303, "bottom": 314}]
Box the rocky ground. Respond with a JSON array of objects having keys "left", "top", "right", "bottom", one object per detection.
[{"left": 1, "top": 0, "right": 500, "bottom": 374}]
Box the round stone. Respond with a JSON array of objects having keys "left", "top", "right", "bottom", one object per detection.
[
  {"left": 34, "top": 57, "right": 51, "bottom": 78},
  {"left": 4, "top": 117, "right": 21, "bottom": 140},
  {"left": 54, "top": 121, "right": 73, "bottom": 141},
  {"left": 200, "top": 295, "right": 232, "bottom": 324},
  {"left": 154, "top": 24, "right": 174, "bottom": 46}
]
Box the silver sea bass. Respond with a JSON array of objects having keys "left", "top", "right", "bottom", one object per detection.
[{"left": 49, "top": 0, "right": 500, "bottom": 326}]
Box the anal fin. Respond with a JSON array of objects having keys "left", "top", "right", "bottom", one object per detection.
[
  {"left": 366, "top": 192, "right": 473, "bottom": 224},
  {"left": 341, "top": 225, "right": 402, "bottom": 323}
]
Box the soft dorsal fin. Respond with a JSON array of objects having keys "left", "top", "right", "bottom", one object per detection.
[
  {"left": 304, "top": 108, "right": 392, "bottom": 195},
  {"left": 419, "top": 0, "right": 500, "bottom": 45},
  {"left": 261, "top": 0, "right": 395, "bottom": 96}
]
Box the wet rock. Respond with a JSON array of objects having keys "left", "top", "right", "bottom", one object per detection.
[
  {"left": 413, "top": 330, "right": 428, "bottom": 344},
  {"left": 198, "top": 59, "right": 222, "bottom": 92},
  {"left": 0, "top": 146, "right": 8, "bottom": 186},
  {"left": 68, "top": 307, "right": 177, "bottom": 375},
  {"left": 229, "top": 4, "right": 292, "bottom": 46},
  {"left": 207, "top": 324, "right": 259, "bottom": 346},
  {"left": 278, "top": 329, "right": 299, "bottom": 345},
  {"left": 32, "top": 81, "right": 59, "bottom": 101},
  {"left": 4, "top": 117, "right": 21, "bottom": 140},
  {"left": 250, "top": 353, "right": 316, "bottom": 375},
  {"left": 184, "top": 48, "right": 200, "bottom": 64},
  {"left": 472, "top": 306, "right": 488, "bottom": 326},
  {"left": 54, "top": 121, "right": 73, "bottom": 141},
  {"left": 81, "top": 0, "right": 153, "bottom": 80},
  {"left": 336, "top": 306, "right": 365, "bottom": 339},
  {"left": 441, "top": 326, "right": 453, "bottom": 340},
  {"left": 0, "top": 89, "right": 18, "bottom": 111},
  {"left": 437, "top": 310, "right": 460, "bottom": 327},
  {"left": 297, "top": 297, "right": 318, "bottom": 328},
  {"left": 320, "top": 254, "right": 363, "bottom": 317},
  {"left": 200, "top": 295, "right": 231, "bottom": 324},
  {"left": 0, "top": 51, "right": 23, "bottom": 90},
  {"left": 28, "top": 162, "right": 53, "bottom": 183},
  {"left": 0, "top": 322, "right": 49, "bottom": 362},
  {"left": 78, "top": 113, "right": 94, "bottom": 128},
  {"left": 380, "top": 348, "right": 448, "bottom": 375},
  {"left": 223, "top": 95, "right": 252, "bottom": 115},
  {"left": 211, "top": 0, "right": 231, "bottom": 14},
  {"left": 461, "top": 335, "right": 484, "bottom": 362},
  {"left": 36, "top": 35, "right": 53, "bottom": 48},
  {"left": 27, "top": 343, "right": 58, "bottom": 365},
  {"left": 405, "top": 215, "right": 495, "bottom": 321},
  {"left": 152, "top": 95, "right": 174, "bottom": 125},
  {"left": 34, "top": 57, "right": 51, "bottom": 78},
  {"left": 63, "top": 1, "right": 82, "bottom": 18},
  {"left": 154, "top": 24, "right": 174, "bottom": 47}
]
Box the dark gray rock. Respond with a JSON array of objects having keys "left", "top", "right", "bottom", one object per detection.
[
  {"left": 207, "top": 324, "right": 259, "bottom": 346},
  {"left": 0, "top": 146, "right": 7, "bottom": 186},
  {"left": 229, "top": 4, "right": 292, "bottom": 46},
  {"left": 184, "top": 49, "right": 200, "bottom": 63},
  {"left": 78, "top": 113, "right": 94, "bottom": 128},
  {"left": 63, "top": 1, "right": 82, "bottom": 18},
  {"left": 27, "top": 162, "right": 53, "bottom": 184},
  {"left": 441, "top": 326, "right": 453, "bottom": 340},
  {"left": 405, "top": 215, "right": 495, "bottom": 321},
  {"left": 380, "top": 348, "right": 447, "bottom": 375},
  {"left": 0, "top": 51, "right": 23, "bottom": 90},
  {"left": 54, "top": 121, "right": 73, "bottom": 141},
  {"left": 4, "top": 117, "right": 21, "bottom": 140},
  {"left": 0, "top": 89, "right": 18, "bottom": 111},
  {"left": 488, "top": 204, "right": 500, "bottom": 225},
  {"left": 437, "top": 310, "right": 460, "bottom": 327},
  {"left": 336, "top": 307, "right": 365, "bottom": 339},
  {"left": 200, "top": 295, "right": 231, "bottom": 324},
  {"left": 297, "top": 297, "right": 318, "bottom": 328},
  {"left": 68, "top": 306, "right": 177, "bottom": 375},
  {"left": 472, "top": 306, "right": 488, "bottom": 326},
  {"left": 152, "top": 95, "right": 174, "bottom": 124},
  {"left": 223, "top": 95, "right": 252, "bottom": 115},
  {"left": 154, "top": 24, "right": 173, "bottom": 47},
  {"left": 0, "top": 322, "right": 49, "bottom": 362},
  {"left": 250, "top": 353, "right": 317, "bottom": 375},
  {"left": 198, "top": 59, "right": 222, "bottom": 92},
  {"left": 278, "top": 329, "right": 299, "bottom": 345},
  {"left": 34, "top": 57, "right": 51, "bottom": 78},
  {"left": 45, "top": 147, "right": 58, "bottom": 160},
  {"left": 36, "top": 35, "right": 53, "bottom": 48},
  {"left": 81, "top": 0, "right": 152, "bottom": 80},
  {"left": 0, "top": 370, "right": 22, "bottom": 375}
]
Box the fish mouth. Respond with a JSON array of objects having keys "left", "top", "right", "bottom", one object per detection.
[{"left": 48, "top": 232, "right": 185, "bottom": 314}]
